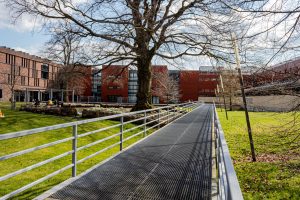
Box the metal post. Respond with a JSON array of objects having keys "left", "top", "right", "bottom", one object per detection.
[
  {"left": 158, "top": 109, "right": 160, "bottom": 128},
  {"left": 72, "top": 124, "right": 78, "bottom": 177},
  {"left": 167, "top": 107, "right": 169, "bottom": 123},
  {"left": 120, "top": 116, "right": 123, "bottom": 151},
  {"left": 38, "top": 90, "right": 41, "bottom": 101},
  {"left": 143, "top": 111, "right": 147, "bottom": 137},
  {"left": 25, "top": 88, "right": 28, "bottom": 103},
  {"left": 50, "top": 89, "right": 53, "bottom": 100},
  {"left": 72, "top": 90, "right": 75, "bottom": 103},
  {"left": 61, "top": 89, "right": 64, "bottom": 102},
  {"left": 232, "top": 32, "right": 256, "bottom": 162}
]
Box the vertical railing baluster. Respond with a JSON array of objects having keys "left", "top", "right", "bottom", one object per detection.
[
  {"left": 143, "top": 111, "right": 147, "bottom": 137},
  {"left": 167, "top": 107, "right": 169, "bottom": 123},
  {"left": 158, "top": 109, "right": 160, "bottom": 128},
  {"left": 120, "top": 116, "right": 123, "bottom": 151},
  {"left": 72, "top": 124, "right": 78, "bottom": 177}
]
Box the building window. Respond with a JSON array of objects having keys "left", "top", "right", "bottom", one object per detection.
[
  {"left": 0, "top": 89, "right": 2, "bottom": 98},
  {"left": 32, "top": 61, "right": 37, "bottom": 78},
  {"left": 13, "top": 66, "right": 20, "bottom": 76},
  {"left": 34, "top": 78, "right": 39, "bottom": 86},
  {"left": 21, "top": 76, "right": 26, "bottom": 85},
  {"left": 108, "top": 86, "right": 120, "bottom": 90},
  {"left": 41, "top": 64, "right": 49, "bottom": 79},
  {"left": 6, "top": 54, "right": 16, "bottom": 65},
  {"left": 21, "top": 58, "right": 29, "bottom": 68},
  {"left": 107, "top": 95, "right": 119, "bottom": 102},
  {"left": 152, "top": 96, "right": 159, "bottom": 104}
]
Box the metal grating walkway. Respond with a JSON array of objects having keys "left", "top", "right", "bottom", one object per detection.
[{"left": 48, "top": 104, "right": 213, "bottom": 200}]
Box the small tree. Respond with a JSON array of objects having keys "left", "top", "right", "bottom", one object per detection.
[
  {"left": 44, "top": 24, "right": 92, "bottom": 100},
  {"left": 220, "top": 68, "right": 240, "bottom": 110},
  {"left": 0, "top": 62, "right": 26, "bottom": 110},
  {"left": 152, "top": 72, "right": 181, "bottom": 104}
]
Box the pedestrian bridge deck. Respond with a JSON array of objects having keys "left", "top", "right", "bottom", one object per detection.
[{"left": 43, "top": 104, "right": 213, "bottom": 200}]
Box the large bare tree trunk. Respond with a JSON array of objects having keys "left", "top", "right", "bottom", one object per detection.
[{"left": 132, "top": 60, "right": 153, "bottom": 111}]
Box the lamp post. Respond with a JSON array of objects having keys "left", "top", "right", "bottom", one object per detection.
[{"left": 232, "top": 32, "right": 256, "bottom": 162}]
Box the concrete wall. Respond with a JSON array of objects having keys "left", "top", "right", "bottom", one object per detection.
[{"left": 199, "top": 95, "right": 300, "bottom": 112}]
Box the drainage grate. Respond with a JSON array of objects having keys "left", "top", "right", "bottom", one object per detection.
[{"left": 50, "top": 105, "right": 212, "bottom": 200}]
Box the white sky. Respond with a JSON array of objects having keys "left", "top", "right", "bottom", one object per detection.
[{"left": 1, "top": 0, "right": 300, "bottom": 70}]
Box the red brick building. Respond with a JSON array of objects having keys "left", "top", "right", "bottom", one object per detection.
[
  {"left": 0, "top": 46, "right": 92, "bottom": 102},
  {"left": 179, "top": 70, "right": 218, "bottom": 102},
  {"left": 100, "top": 65, "right": 219, "bottom": 103},
  {"left": 101, "top": 65, "right": 129, "bottom": 102},
  {"left": 244, "top": 58, "right": 300, "bottom": 88},
  {"left": 0, "top": 46, "right": 60, "bottom": 102},
  {"left": 151, "top": 65, "right": 168, "bottom": 103}
]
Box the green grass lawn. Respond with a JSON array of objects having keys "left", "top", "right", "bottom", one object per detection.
[
  {"left": 0, "top": 102, "right": 155, "bottom": 199},
  {"left": 217, "top": 109, "right": 300, "bottom": 200}
]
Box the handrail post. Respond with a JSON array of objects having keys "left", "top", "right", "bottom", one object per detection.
[
  {"left": 72, "top": 124, "right": 78, "bottom": 177},
  {"left": 143, "top": 111, "right": 146, "bottom": 137},
  {"left": 158, "top": 109, "right": 160, "bottom": 128},
  {"left": 172, "top": 105, "right": 175, "bottom": 120},
  {"left": 120, "top": 116, "right": 123, "bottom": 151},
  {"left": 167, "top": 107, "right": 169, "bottom": 123}
]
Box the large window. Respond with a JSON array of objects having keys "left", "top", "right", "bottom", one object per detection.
[
  {"left": 32, "top": 61, "right": 37, "bottom": 78},
  {"left": 21, "top": 58, "right": 30, "bottom": 68},
  {"left": 34, "top": 78, "right": 39, "bottom": 86},
  {"left": 6, "top": 54, "right": 15, "bottom": 65},
  {"left": 41, "top": 64, "right": 49, "bottom": 79}
]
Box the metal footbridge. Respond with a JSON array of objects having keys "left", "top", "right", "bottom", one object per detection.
[
  {"left": 0, "top": 103, "right": 243, "bottom": 200},
  {"left": 46, "top": 104, "right": 212, "bottom": 200}
]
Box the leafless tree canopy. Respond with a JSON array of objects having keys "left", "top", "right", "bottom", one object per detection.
[
  {"left": 8, "top": 0, "right": 273, "bottom": 109},
  {"left": 152, "top": 72, "right": 181, "bottom": 103},
  {"left": 44, "top": 25, "right": 92, "bottom": 97}
]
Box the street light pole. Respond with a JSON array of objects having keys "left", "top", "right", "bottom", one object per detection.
[{"left": 232, "top": 32, "right": 256, "bottom": 162}]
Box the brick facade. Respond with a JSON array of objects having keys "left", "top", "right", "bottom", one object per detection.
[
  {"left": 0, "top": 47, "right": 60, "bottom": 102},
  {"left": 0, "top": 46, "right": 92, "bottom": 102},
  {"left": 101, "top": 65, "right": 129, "bottom": 102}
]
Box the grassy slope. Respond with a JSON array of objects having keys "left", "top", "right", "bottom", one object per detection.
[
  {"left": 217, "top": 110, "right": 300, "bottom": 200},
  {"left": 0, "top": 103, "right": 153, "bottom": 199}
]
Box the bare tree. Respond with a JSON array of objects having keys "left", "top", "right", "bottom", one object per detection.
[
  {"left": 220, "top": 68, "right": 240, "bottom": 110},
  {"left": 44, "top": 24, "right": 92, "bottom": 100},
  {"left": 0, "top": 60, "right": 26, "bottom": 109},
  {"left": 7, "top": 0, "right": 268, "bottom": 110},
  {"left": 152, "top": 72, "right": 181, "bottom": 103}
]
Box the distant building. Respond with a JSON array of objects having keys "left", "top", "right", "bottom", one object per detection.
[
  {"left": 92, "top": 68, "right": 101, "bottom": 99},
  {"left": 0, "top": 46, "right": 92, "bottom": 102},
  {"left": 244, "top": 58, "right": 300, "bottom": 88},
  {"left": 100, "top": 65, "right": 220, "bottom": 103},
  {"left": 0, "top": 46, "right": 60, "bottom": 102}
]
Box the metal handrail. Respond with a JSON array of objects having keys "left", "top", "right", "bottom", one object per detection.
[
  {"left": 213, "top": 105, "right": 244, "bottom": 200},
  {"left": 0, "top": 102, "right": 200, "bottom": 200}
]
